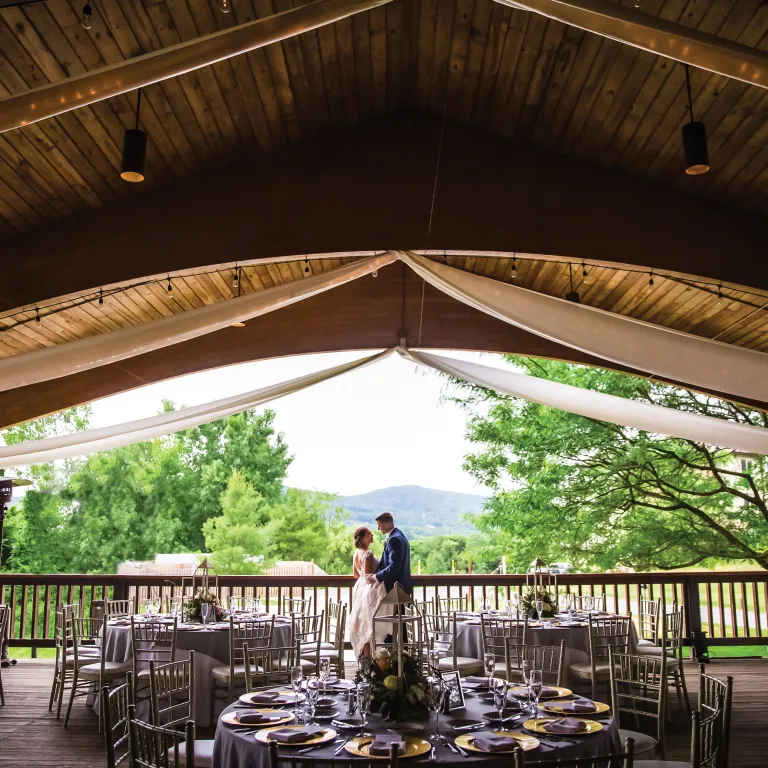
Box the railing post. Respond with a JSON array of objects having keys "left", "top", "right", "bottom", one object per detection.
[{"left": 684, "top": 574, "right": 707, "bottom": 662}]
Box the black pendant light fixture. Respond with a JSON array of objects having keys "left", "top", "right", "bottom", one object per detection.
[
  {"left": 121, "top": 88, "right": 147, "bottom": 183},
  {"left": 682, "top": 64, "right": 710, "bottom": 176},
  {"left": 565, "top": 262, "right": 580, "bottom": 303}
]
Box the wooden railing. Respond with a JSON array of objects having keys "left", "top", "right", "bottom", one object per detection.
[{"left": 1, "top": 571, "right": 767, "bottom": 655}]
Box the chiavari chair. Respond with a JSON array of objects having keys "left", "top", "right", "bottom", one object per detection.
[
  {"left": 480, "top": 613, "right": 528, "bottom": 678},
  {"left": 570, "top": 614, "right": 632, "bottom": 700},
  {"left": 424, "top": 612, "right": 484, "bottom": 675},
  {"left": 0, "top": 605, "right": 7, "bottom": 705},
  {"left": 698, "top": 665, "right": 733, "bottom": 768},
  {"left": 512, "top": 738, "right": 635, "bottom": 767},
  {"left": 636, "top": 598, "right": 661, "bottom": 648},
  {"left": 505, "top": 641, "right": 565, "bottom": 686},
  {"left": 130, "top": 616, "right": 178, "bottom": 703},
  {"left": 126, "top": 704, "right": 196, "bottom": 768},
  {"left": 321, "top": 601, "right": 347, "bottom": 678},
  {"left": 103, "top": 672, "right": 134, "bottom": 768},
  {"left": 268, "top": 738, "right": 400, "bottom": 768}
]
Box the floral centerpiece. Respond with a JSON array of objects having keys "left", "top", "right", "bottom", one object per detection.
[
  {"left": 355, "top": 648, "right": 430, "bottom": 719},
  {"left": 184, "top": 588, "right": 223, "bottom": 622},
  {"left": 519, "top": 588, "right": 557, "bottom": 618}
]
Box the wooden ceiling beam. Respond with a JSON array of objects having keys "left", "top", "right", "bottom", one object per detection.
[
  {"left": 494, "top": 0, "right": 766, "bottom": 89},
  {"left": 0, "top": 0, "right": 394, "bottom": 134},
  {"left": 1, "top": 261, "right": 765, "bottom": 429}
]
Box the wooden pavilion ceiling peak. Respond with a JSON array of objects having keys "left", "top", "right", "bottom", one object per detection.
[{"left": 0, "top": 0, "right": 766, "bottom": 239}]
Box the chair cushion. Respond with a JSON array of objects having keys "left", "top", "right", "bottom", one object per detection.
[
  {"left": 296, "top": 658, "right": 322, "bottom": 671},
  {"left": 319, "top": 642, "right": 336, "bottom": 651},
  {"left": 636, "top": 638, "right": 655, "bottom": 647},
  {"left": 172, "top": 739, "right": 215, "bottom": 768},
  {"left": 618, "top": 729, "right": 658, "bottom": 756},
  {"left": 636, "top": 645, "right": 676, "bottom": 657},
  {"left": 211, "top": 664, "right": 264, "bottom": 682},
  {"left": 635, "top": 763, "right": 690, "bottom": 768},
  {"left": 437, "top": 657, "right": 485, "bottom": 673},
  {"left": 568, "top": 661, "right": 611, "bottom": 678},
  {"left": 78, "top": 661, "right": 132, "bottom": 680},
  {"left": 65, "top": 654, "right": 102, "bottom": 667}
]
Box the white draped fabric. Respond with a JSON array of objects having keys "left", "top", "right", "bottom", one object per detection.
[
  {"left": 0, "top": 349, "right": 393, "bottom": 468},
  {"left": 399, "top": 348, "right": 768, "bottom": 454},
  {"left": 399, "top": 252, "right": 768, "bottom": 403},
  {"left": 0, "top": 252, "right": 397, "bottom": 394}
]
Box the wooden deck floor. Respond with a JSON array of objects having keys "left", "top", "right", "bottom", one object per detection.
[{"left": 0, "top": 659, "right": 765, "bottom": 767}]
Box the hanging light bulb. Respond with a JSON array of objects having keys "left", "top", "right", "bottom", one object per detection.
[
  {"left": 81, "top": 2, "right": 92, "bottom": 29},
  {"left": 35, "top": 308, "right": 41, "bottom": 328},
  {"left": 511, "top": 256, "right": 518, "bottom": 280},
  {"left": 167, "top": 276, "right": 173, "bottom": 299},
  {"left": 304, "top": 258, "right": 310, "bottom": 275},
  {"left": 717, "top": 284, "right": 725, "bottom": 306},
  {"left": 220, "top": 0, "right": 230, "bottom": 12},
  {"left": 565, "top": 263, "right": 580, "bottom": 303},
  {"left": 645, "top": 272, "right": 655, "bottom": 294},
  {"left": 121, "top": 89, "right": 147, "bottom": 182},
  {"left": 372, "top": 270, "right": 379, "bottom": 278},
  {"left": 581, "top": 261, "right": 590, "bottom": 285},
  {"left": 682, "top": 64, "right": 710, "bottom": 175},
  {"left": 98, "top": 287, "right": 104, "bottom": 310},
  {"left": 232, "top": 267, "right": 240, "bottom": 289}
]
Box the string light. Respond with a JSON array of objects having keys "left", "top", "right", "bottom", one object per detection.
[
  {"left": 220, "top": 0, "right": 230, "bottom": 12},
  {"left": 565, "top": 263, "right": 580, "bottom": 303},
  {"left": 97, "top": 287, "right": 104, "bottom": 310},
  {"left": 232, "top": 267, "right": 240, "bottom": 289},
  {"left": 511, "top": 256, "right": 518, "bottom": 280},
  {"left": 372, "top": 270, "right": 378, "bottom": 278},
  {"left": 717, "top": 284, "right": 725, "bottom": 306},
  {"left": 645, "top": 272, "right": 655, "bottom": 293},
  {"left": 167, "top": 276, "right": 173, "bottom": 299},
  {"left": 304, "top": 258, "right": 310, "bottom": 275},
  {"left": 35, "top": 308, "right": 41, "bottom": 328},
  {"left": 81, "top": 2, "right": 92, "bottom": 29},
  {"left": 581, "top": 261, "right": 590, "bottom": 285}
]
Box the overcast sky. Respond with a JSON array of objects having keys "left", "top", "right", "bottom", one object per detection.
[{"left": 84, "top": 349, "right": 503, "bottom": 497}]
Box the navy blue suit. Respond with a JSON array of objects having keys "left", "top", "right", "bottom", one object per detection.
[{"left": 375, "top": 527, "right": 413, "bottom": 596}]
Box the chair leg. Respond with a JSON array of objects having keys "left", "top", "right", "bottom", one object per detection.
[
  {"left": 48, "top": 662, "right": 59, "bottom": 711},
  {"left": 0, "top": 667, "right": 4, "bottom": 706},
  {"left": 676, "top": 666, "right": 692, "bottom": 713},
  {"left": 56, "top": 667, "right": 69, "bottom": 719},
  {"left": 590, "top": 676, "right": 597, "bottom": 701},
  {"left": 63, "top": 674, "right": 78, "bottom": 728}
]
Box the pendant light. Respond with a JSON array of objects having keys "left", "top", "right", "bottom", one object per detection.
[
  {"left": 121, "top": 88, "right": 147, "bottom": 183},
  {"left": 565, "top": 263, "right": 580, "bottom": 303},
  {"left": 682, "top": 65, "right": 710, "bottom": 176}
]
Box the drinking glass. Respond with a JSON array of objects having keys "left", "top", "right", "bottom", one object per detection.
[
  {"left": 427, "top": 676, "right": 445, "bottom": 743},
  {"left": 521, "top": 660, "right": 532, "bottom": 710},
  {"left": 493, "top": 679, "right": 509, "bottom": 730},
  {"left": 229, "top": 596, "right": 240, "bottom": 614},
  {"left": 170, "top": 596, "right": 182, "bottom": 621},
  {"left": 306, "top": 677, "right": 320, "bottom": 724},
  {"left": 319, "top": 657, "right": 331, "bottom": 686},
  {"left": 529, "top": 669, "right": 543, "bottom": 726},
  {"left": 534, "top": 599, "right": 544, "bottom": 622},
  {"left": 510, "top": 592, "right": 520, "bottom": 618},
  {"left": 584, "top": 596, "right": 594, "bottom": 613},
  {"left": 356, "top": 681, "right": 371, "bottom": 735},
  {"left": 290, "top": 666, "right": 304, "bottom": 719},
  {"left": 246, "top": 597, "right": 255, "bottom": 615},
  {"left": 201, "top": 602, "right": 213, "bottom": 629},
  {"left": 254, "top": 597, "right": 262, "bottom": 615},
  {"left": 484, "top": 652, "right": 495, "bottom": 688}
]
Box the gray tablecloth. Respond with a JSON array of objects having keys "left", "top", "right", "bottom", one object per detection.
[
  {"left": 454, "top": 619, "right": 639, "bottom": 686},
  {"left": 103, "top": 620, "right": 293, "bottom": 727},
  {"left": 213, "top": 685, "right": 620, "bottom": 768}
]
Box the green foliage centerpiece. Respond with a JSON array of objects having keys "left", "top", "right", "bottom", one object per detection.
[
  {"left": 355, "top": 648, "right": 429, "bottom": 719},
  {"left": 184, "top": 588, "right": 223, "bottom": 622},
  {"left": 519, "top": 588, "right": 557, "bottom": 618}
]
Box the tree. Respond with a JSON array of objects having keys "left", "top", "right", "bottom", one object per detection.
[{"left": 454, "top": 357, "right": 768, "bottom": 571}]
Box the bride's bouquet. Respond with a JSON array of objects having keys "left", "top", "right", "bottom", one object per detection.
[{"left": 355, "top": 648, "right": 430, "bottom": 719}]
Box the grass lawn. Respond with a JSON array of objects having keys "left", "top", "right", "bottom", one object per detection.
[
  {"left": 708, "top": 645, "right": 768, "bottom": 658},
  {"left": 8, "top": 648, "right": 56, "bottom": 659}
]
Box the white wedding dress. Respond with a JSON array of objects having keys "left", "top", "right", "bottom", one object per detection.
[{"left": 349, "top": 549, "right": 388, "bottom": 659}]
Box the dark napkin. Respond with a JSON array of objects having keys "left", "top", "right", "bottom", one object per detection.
[
  {"left": 542, "top": 717, "right": 587, "bottom": 734},
  {"left": 465, "top": 676, "right": 491, "bottom": 685},
  {"left": 472, "top": 733, "right": 517, "bottom": 752},
  {"left": 369, "top": 731, "right": 406, "bottom": 756},
  {"left": 236, "top": 712, "right": 288, "bottom": 725},
  {"left": 559, "top": 699, "right": 599, "bottom": 713},
  {"left": 536, "top": 686, "right": 560, "bottom": 698},
  {"left": 558, "top": 621, "right": 584, "bottom": 627},
  {"left": 268, "top": 726, "right": 325, "bottom": 743},
  {"left": 249, "top": 691, "right": 282, "bottom": 705}
]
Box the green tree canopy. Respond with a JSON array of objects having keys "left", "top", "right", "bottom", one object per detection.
[{"left": 454, "top": 357, "right": 768, "bottom": 571}]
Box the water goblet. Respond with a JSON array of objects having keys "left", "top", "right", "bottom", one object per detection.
[
  {"left": 529, "top": 669, "right": 543, "bottom": 726},
  {"left": 521, "top": 660, "right": 532, "bottom": 711},
  {"left": 201, "top": 602, "right": 213, "bottom": 629},
  {"left": 319, "top": 657, "right": 331, "bottom": 686},
  {"left": 584, "top": 596, "right": 594, "bottom": 613},
  {"left": 484, "top": 652, "right": 495, "bottom": 688},
  {"left": 493, "top": 679, "right": 509, "bottom": 730},
  {"left": 290, "top": 666, "right": 304, "bottom": 720},
  {"left": 428, "top": 649, "right": 440, "bottom": 675},
  {"left": 306, "top": 677, "right": 320, "bottom": 724},
  {"left": 534, "top": 599, "right": 544, "bottom": 622},
  {"left": 356, "top": 681, "right": 371, "bottom": 736},
  {"left": 246, "top": 597, "right": 255, "bottom": 615},
  {"left": 170, "top": 596, "right": 182, "bottom": 622},
  {"left": 229, "top": 596, "right": 240, "bottom": 614},
  {"left": 427, "top": 676, "right": 446, "bottom": 743},
  {"left": 254, "top": 597, "right": 262, "bottom": 615}
]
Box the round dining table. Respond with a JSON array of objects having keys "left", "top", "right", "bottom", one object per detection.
[
  {"left": 213, "top": 683, "right": 621, "bottom": 768},
  {"left": 103, "top": 615, "right": 294, "bottom": 726}
]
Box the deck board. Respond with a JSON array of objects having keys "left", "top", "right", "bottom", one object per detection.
[{"left": 0, "top": 658, "right": 765, "bottom": 766}]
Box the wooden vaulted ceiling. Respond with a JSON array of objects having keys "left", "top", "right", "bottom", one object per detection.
[{"left": 0, "top": 0, "right": 766, "bottom": 236}]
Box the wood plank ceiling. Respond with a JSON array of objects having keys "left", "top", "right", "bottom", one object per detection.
[
  {"left": 0, "top": 0, "right": 766, "bottom": 237},
  {"left": 2, "top": 253, "right": 767, "bottom": 364}
]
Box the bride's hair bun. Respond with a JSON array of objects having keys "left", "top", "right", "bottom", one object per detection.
[{"left": 354, "top": 526, "right": 372, "bottom": 549}]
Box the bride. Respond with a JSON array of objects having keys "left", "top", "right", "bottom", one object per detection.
[{"left": 349, "top": 526, "right": 387, "bottom": 659}]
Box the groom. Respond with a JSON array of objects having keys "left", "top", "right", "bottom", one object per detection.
[{"left": 366, "top": 512, "right": 413, "bottom": 596}]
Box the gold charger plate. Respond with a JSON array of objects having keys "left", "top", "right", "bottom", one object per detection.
[
  {"left": 221, "top": 709, "right": 293, "bottom": 727},
  {"left": 255, "top": 725, "right": 337, "bottom": 746},
  {"left": 239, "top": 690, "right": 305, "bottom": 705},
  {"left": 510, "top": 686, "right": 572, "bottom": 699},
  {"left": 524, "top": 718, "right": 604, "bottom": 735},
  {"left": 456, "top": 730, "right": 539, "bottom": 753},
  {"left": 344, "top": 736, "right": 431, "bottom": 759},
  {"left": 539, "top": 700, "right": 610, "bottom": 715}
]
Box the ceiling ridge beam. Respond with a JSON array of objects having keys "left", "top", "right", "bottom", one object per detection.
[
  {"left": 494, "top": 0, "right": 766, "bottom": 89},
  {"left": 0, "top": 0, "right": 393, "bottom": 134}
]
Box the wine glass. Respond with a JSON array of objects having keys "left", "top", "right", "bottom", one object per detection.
[
  {"left": 584, "top": 596, "right": 594, "bottom": 613},
  {"left": 493, "top": 679, "right": 509, "bottom": 730},
  {"left": 170, "top": 596, "right": 182, "bottom": 621},
  {"left": 510, "top": 592, "right": 520, "bottom": 619},
  {"left": 306, "top": 676, "right": 320, "bottom": 724},
  {"left": 319, "top": 657, "right": 331, "bottom": 686},
  {"left": 534, "top": 599, "right": 544, "bottom": 622},
  {"left": 290, "top": 666, "right": 304, "bottom": 720},
  {"left": 521, "top": 659, "right": 532, "bottom": 710},
  {"left": 254, "top": 596, "right": 262, "bottom": 615},
  {"left": 246, "top": 597, "right": 255, "bottom": 615},
  {"left": 484, "top": 652, "right": 495, "bottom": 688},
  {"left": 427, "top": 676, "right": 446, "bottom": 743},
  {"left": 356, "top": 681, "right": 371, "bottom": 735},
  {"left": 229, "top": 596, "right": 240, "bottom": 614},
  {"left": 201, "top": 602, "right": 213, "bottom": 629},
  {"left": 529, "top": 669, "right": 543, "bottom": 726}
]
